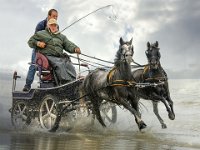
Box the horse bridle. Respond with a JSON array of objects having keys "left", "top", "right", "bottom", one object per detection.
[
  {"left": 145, "top": 47, "right": 161, "bottom": 66},
  {"left": 121, "top": 44, "right": 134, "bottom": 62}
]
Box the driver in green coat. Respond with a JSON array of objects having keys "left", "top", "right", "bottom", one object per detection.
[
  {"left": 28, "top": 18, "right": 81, "bottom": 57},
  {"left": 28, "top": 18, "right": 81, "bottom": 84}
]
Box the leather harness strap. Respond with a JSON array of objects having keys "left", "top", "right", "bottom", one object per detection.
[
  {"left": 107, "top": 67, "right": 136, "bottom": 87},
  {"left": 107, "top": 67, "right": 116, "bottom": 83},
  {"left": 108, "top": 80, "right": 136, "bottom": 87},
  {"left": 142, "top": 65, "right": 167, "bottom": 82}
]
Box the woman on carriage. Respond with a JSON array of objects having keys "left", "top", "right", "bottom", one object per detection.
[{"left": 28, "top": 18, "right": 81, "bottom": 85}]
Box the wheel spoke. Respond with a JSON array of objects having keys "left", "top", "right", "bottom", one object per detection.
[
  {"left": 14, "top": 114, "right": 21, "bottom": 119},
  {"left": 42, "top": 114, "right": 49, "bottom": 120},
  {"left": 50, "top": 113, "right": 57, "bottom": 119},
  {"left": 45, "top": 101, "right": 50, "bottom": 113},
  {"left": 101, "top": 110, "right": 111, "bottom": 121},
  {"left": 11, "top": 102, "right": 29, "bottom": 129},
  {"left": 22, "top": 115, "right": 27, "bottom": 121},
  {"left": 48, "top": 117, "right": 52, "bottom": 129},
  {"left": 49, "top": 101, "right": 55, "bottom": 113},
  {"left": 21, "top": 106, "right": 26, "bottom": 114},
  {"left": 104, "top": 113, "right": 112, "bottom": 122},
  {"left": 18, "top": 105, "right": 22, "bottom": 113}
]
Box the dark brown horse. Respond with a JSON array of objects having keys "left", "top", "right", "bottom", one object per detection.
[
  {"left": 81, "top": 37, "right": 147, "bottom": 131},
  {"left": 132, "top": 41, "right": 175, "bottom": 128}
]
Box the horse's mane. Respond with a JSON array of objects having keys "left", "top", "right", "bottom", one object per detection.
[
  {"left": 113, "top": 44, "right": 133, "bottom": 80},
  {"left": 114, "top": 46, "right": 122, "bottom": 66}
]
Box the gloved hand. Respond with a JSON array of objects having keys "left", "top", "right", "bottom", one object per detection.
[
  {"left": 62, "top": 53, "right": 70, "bottom": 60},
  {"left": 75, "top": 47, "right": 81, "bottom": 54},
  {"left": 37, "top": 41, "right": 46, "bottom": 48}
]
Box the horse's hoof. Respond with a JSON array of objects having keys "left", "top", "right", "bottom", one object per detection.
[
  {"left": 168, "top": 113, "right": 175, "bottom": 120},
  {"left": 161, "top": 124, "right": 167, "bottom": 129},
  {"left": 49, "top": 125, "right": 59, "bottom": 132},
  {"left": 49, "top": 128, "right": 57, "bottom": 132},
  {"left": 139, "top": 122, "right": 147, "bottom": 131}
]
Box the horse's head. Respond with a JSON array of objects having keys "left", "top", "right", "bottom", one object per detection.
[
  {"left": 145, "top": 41, "right": 161, "bottom": 70},
  {"left": 115, "top": 37, "right": 134, "bottom": 65}
]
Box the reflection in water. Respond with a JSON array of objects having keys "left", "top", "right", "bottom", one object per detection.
[
  {"left": 5, "top": 131, "right": 164, "bottom": 150},
  {"left": 1, "top": 129, "right": 199, "bottom": 150}
]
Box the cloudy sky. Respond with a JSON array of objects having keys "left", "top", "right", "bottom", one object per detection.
[{"left": 0, "top": 0, "right": 200, "bottom": 80}]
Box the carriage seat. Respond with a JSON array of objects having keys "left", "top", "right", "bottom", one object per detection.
[{"left": 36, "top": 52, "right": 53, "bottom": 81}]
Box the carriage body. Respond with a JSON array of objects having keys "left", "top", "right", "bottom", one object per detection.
[{"left": 11, "top": 72, "right": 84, "bottom": 130}]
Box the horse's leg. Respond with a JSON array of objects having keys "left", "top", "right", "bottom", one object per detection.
[
  {"left": 128, "top": 97, "right": 141, "bottom": 121},
  {"left": 128, "top": 88, "right": 141, "bottom": 117},
  {"left": 152, "top": 101, "right": 167, "bottom": 129},
  {"left": 131, "top": 97, "right": 141, "bottom": 117},
  {"left": 164, "top": 83, "right": 175, "bottom": 119},
  {"left": 131, "top": 99, "right": 144, "bottom": 128},
  {"left": 165, "top": 96, "right": 175, "bottom": 120},
  {"left": 152, "top": 92, "right": 174, "bottom": 120},
  {"left": 118, "top": 98, "right": 147, "bottom": 131}
]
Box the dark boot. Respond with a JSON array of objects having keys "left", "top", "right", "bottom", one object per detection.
[{"left": 23, "top": 85, "right": 31, "bottom": 91}]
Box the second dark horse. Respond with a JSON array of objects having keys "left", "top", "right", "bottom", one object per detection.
[{"left": 132, "top": 41, "right": 175, "bottom": 128}]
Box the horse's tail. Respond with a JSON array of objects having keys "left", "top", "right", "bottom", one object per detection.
[{"left": 91, "top": 96, "right": 106, "bottom": 127}]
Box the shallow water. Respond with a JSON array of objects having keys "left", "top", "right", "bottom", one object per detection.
[{"left": 0, "top": 79, "right": 200, "bottom": 150}]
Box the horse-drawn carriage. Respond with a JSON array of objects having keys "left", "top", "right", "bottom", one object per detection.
[
  {"left": 10, "top": 51, "right": 117, "bottom": 131},
  {"left": 10, "top": 38, "right": 175, "bottom": 132}
]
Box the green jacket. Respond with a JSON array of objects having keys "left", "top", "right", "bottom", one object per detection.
[{"left": 28, "top": 28, "right": 78, "bottom": 57}]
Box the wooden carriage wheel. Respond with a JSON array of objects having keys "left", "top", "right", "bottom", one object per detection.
[
  {"left": 100, "top": 101, "right": 117, "bottom": 126},
  {"left": 11, "top": 100, "right": 30, "bottom": 129},
  {"left": 39, "top": 95, "right": 58, "bottom": 130}
]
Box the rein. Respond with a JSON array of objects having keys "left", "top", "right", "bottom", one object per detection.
[
  {"left": 76, "top": 53, "right": 145, "bottom": 68},
  {"left": 132, "top": 61, "right": 147, "bottom": 68},
  {"left": 69, "top": 54, "right": 112, "bottom": 68},
  {"left": 77, "top": 54, "right": 81, "bottom": 77},
  {"left": 81, "top": 53, "right": 114, "bottom": 64}
]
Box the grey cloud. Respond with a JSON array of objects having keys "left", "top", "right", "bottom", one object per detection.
[
  {"left": 1, "top": 0, "right": 41, "bottom": 17},
  {"left": 132, "top": 0, "right": 200, "bottom": 78}
]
